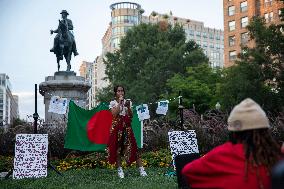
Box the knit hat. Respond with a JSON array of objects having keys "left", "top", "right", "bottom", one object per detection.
[{"left": 228, "top": 98, "right": 269, "bottom": 131}]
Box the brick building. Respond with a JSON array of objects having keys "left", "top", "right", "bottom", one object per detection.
[{"left": 223, "top": 0, "right": 284, "bottom": 67}]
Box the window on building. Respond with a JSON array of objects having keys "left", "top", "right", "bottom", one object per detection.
[
  {"left": 228, "top": 6, "right": 235, "bottom": 16},
  {"left": 210, "top": 43, "right": 214, "bottom": 48},
  {"left": 188, "top": 35, "right": 194, "bottom": 40},
  {"left": 229, "top": 51, "right": 237, "bottom": 61},
  {"left": 229, "top": 36, "right": 235, "bottom": 46},
  {"left": 188, "top": 30, "right": 194, "bottom": 36},
  {"left": 124, "top": 26, "right": 131, "bottom": 33},
  {"left": 216, "top": 35, "right": 220, "bottom": 40},
  {"left": 265, "top": 12, "right": 274, "bottom": 22},
  {"left": 209, "top": 33, "right": 214, "bottom": 39},
  {"left": 216, "top": 43, "right": 220, "bottom": 49},
  {"left": 111, "top": 37, "right": 120, "bottom": 48},
  {"left": 196, "top": 31, "right": 201, "bottom": 37},
  {"left": 229, "top": 21, "right": 236, "bottom": 31},
  {"left": 241, "top": 17, "right": 248, "bottom": 28},
  {"left": 210, "top": 52, "right": 215, "bottom": 59},
  {"left": 203, "top": 32, "right": 207, "bottom": 38},
  {"left": 196, "top": 40, "right": 201, "bottom": 45},
  {"left": 265, "top": 0, "right": 273, "bottom": 6},
  {"left": 265, "top": 13, "right": 269, "bottom": 22},
  {"left": 270, "top": 12, "right": 274, "bottom": 22},
  {"left": 240, "top": 1, "right": 248, "bottom": 12},
  {"left": 203, "top": 41, "right": 208, "bottom": 47},
  {"left": 0, "top": 79, "right": 5, "bottom": 86},
  {"left": 241, "top": 32, "right": 249, "bottom": 44},
  {"left": 279, "top": 9, "right": 283, "bottom": 17}
]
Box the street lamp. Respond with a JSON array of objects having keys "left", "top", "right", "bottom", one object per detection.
[
  {"left": 178, "top": 91, "right": 185, "bottom": 130},
  {"left": 215, "top": 102, "right": 221, "bottom": 111}
]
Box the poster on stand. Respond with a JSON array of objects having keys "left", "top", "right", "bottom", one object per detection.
[{"left": 13, "top": 134, "right": 48, "bottom": 179}]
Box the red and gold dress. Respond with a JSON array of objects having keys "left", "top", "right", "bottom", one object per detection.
[{"left": 107, "top": 100, "right": 139, "bottom": 165}]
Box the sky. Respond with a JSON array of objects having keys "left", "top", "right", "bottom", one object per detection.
[{"left": 0, "top": 0, "right": 224, "bottom": 121}]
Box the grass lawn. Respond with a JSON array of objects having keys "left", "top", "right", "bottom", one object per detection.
[{"left": 0, "top": 167, "right": 177, "bottom": 189}]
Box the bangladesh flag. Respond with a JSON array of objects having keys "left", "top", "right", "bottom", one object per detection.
[{"left": 64, "top": 100, "right": 143, "bottom": 151}]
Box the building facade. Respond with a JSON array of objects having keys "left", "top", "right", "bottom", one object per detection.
[
  {"left": 0, "top": 74, "right": 19, "bottom": 126},
  {"left": 79, "top": 61, "right": 97, "bottom": 109},
  {"left": 96, "top": 2, "right": 143, "bottom": 93},
  {"left": 142, "top": 14, "right": 224, "bottom": 68},
  {"left": 95, "top": 2, "right": 224, "bottom": 101},
  {"left": 223, "top": 0, "right": 284, "bottom": 67},
  {"left": 11, "top": 94, "right": 19, "bottom": 122}
]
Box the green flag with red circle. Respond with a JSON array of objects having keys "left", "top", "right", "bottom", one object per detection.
[{"left": 64, "top": 100, "right": 142, "bottom": 151}]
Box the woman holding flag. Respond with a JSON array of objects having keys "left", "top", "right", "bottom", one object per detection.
[{"left": 107, "top": 85, "right": 147, "bottom": 178}]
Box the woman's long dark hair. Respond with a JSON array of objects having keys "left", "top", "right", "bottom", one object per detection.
[
  {"left": 229, "top": 129, "right": 280, "bottom": 189},
  {"left": 113, "top": 85, "right": 125, "bottom": 97}
]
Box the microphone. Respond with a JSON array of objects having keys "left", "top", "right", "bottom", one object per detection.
[{"left": 119, "top": 95, "right": 124, "bottom": 105}]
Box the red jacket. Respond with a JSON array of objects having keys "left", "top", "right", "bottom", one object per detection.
[{"left": 182, "top": 142, "right": 270, "bottom": 189}]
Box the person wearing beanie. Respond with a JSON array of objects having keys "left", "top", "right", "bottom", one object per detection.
[{"left": 182, "top": 98, "right": 281, "bottom": 189}]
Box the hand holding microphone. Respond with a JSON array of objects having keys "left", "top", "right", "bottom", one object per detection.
[{"left": 119, "top": 95, "right": 124, "bottom": 104}]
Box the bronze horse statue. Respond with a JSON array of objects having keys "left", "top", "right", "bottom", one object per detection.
[{"left": 52, "top": 20, "right": 75, "bottom": 71}]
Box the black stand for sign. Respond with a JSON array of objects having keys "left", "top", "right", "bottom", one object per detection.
[
  {"left": 33, "top": 84, "right": 62, "bottom": 176},
  {"left": 5, "top": 84, "right": 62, "bottom": 179}
]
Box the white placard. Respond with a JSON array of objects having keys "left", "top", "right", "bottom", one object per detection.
[
  {"left": 13, "top": 134, "right": 48, "bottom": 179},
  {"left": 136, "top": 104, "right": 150, "bottom": 121},
  {"left": 156, "top": 100, "right": 169, "bottom": 115},
  {"left": 168, "top": 130, "right": 199, "bottom": 162},
  {"left": 48, "top": 96, "right": 68, "bottom": 114}
]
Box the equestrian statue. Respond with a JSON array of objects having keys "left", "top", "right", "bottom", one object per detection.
[{"left": 50, "top": 10, "right": 79, "bottom": 71}]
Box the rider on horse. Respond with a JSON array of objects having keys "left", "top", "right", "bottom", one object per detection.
[{"left": 50, "top": 10, "right": 79, "bottom": 56}]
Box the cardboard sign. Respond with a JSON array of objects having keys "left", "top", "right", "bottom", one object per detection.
[
  {"left": 13, "top": 134, "right": 48, "bottom": 179},
  {"left": 168, "top": 130, "right": 199, "bottom": 163}
]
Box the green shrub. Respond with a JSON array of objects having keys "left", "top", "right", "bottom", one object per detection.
[{"left": 0, "top": 156, "right": 13, "bottom": 172}]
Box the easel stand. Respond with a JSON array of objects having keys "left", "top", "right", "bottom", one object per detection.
[
  {"left": 33, "top": 84, "right": 62, "bottom": 177},
  {"left": 48, "top": 159, "right": 63, "bottom": 176}
]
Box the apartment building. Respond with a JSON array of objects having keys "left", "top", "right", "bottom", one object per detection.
[
  {"left": 79, "top": 61, "right": 97, "bottom": 109},
  {"left": 94, "top": 2, "right": 224, "bottom": 103},
  {"left": 0, "top": 73, "right": 19, "bottom": 126},
  {"left": 223, "top": 0, "right": 284, "bottom": 67}
]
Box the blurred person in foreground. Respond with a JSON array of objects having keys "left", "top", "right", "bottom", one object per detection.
[{"left": 182, "top": 98, "right": 282, "bottom": 189}]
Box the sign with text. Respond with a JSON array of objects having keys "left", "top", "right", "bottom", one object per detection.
[
  {"left": 168, "top": 130, "right": 199, "bottom": 163},
  {"left": 48, "top": 96, "right": 68, "bottom": 114},
  {"left": 13, "top": 134, "right": 48, "bottom": 179}
]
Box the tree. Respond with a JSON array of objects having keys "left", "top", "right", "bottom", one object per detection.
[
  {"left": 97, "top": 23, "right": 208, "bottom": 105},
  {"left": 218, "top": 17, "right": 284, "bottom": 113},
  {"left": 11, "top": 118, "right": 29, "bottom": 128},
  {"left": 165, "top": 63, "right": 222, "bottom": 113}
]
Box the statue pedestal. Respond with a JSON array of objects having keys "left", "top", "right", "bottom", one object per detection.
[{"left": 39, "top": 71, "right": 91, "bottom": 123}]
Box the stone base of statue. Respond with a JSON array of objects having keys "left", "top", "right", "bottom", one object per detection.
[{"left": 39, "top": 71, "right": 91, "bottom": 124}]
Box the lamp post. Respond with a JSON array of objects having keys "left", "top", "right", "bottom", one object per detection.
[
  {"left": 215, "top": 102, "right": 221, "bottom": 111},
  {"left": 178, "top": 91, "right": 185, "bottom": 130},
  {"left": 33, "top": 84, "right": 39, "bottom": 134}
]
